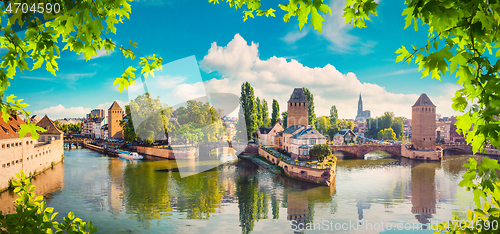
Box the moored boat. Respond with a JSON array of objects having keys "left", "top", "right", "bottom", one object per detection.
[{"left": 117, "top": 150, "right": 144, "bottom": 160}]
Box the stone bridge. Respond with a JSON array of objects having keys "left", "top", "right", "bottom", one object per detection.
[
  {"left": 330, "top": 144, "right": 401, "bottom": 158},
  {"left": 438, "top": 144, "right": 473, "bottom": 154}
]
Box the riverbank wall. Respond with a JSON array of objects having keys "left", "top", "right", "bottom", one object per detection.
[
  {"left": 258, "top": 148, "right": 336, "bottom": 186},
  {"left": 0, "top": 139, "right": 64, "bottom": 192},
  {"left": 401, "top": 145, "right": 442, "bottom": 161},
  {"left": 134, "top": 146, "right": 197, "bottom": 160}
]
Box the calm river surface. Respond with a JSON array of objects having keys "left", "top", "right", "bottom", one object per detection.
[{"left": 0, "top": 148, "right": 482, "bottom": 233}]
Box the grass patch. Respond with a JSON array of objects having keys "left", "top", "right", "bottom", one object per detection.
[{"left": 251, "top": 155, "right": 273, "bottom": 165}]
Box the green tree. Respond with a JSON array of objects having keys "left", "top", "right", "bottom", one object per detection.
[
  {"left": 377, "top": 128, "right": 396, "bottom": 140},
  {"left": 346, "top": 120, "right": 354, "bottom": 131},
  {"left": 240, "top": 82, "right": 259, "bottom": 141},
  {"left": 271, "top": 99, "right": 281, "bottom": 127},
  {"left": 262, "top": 99, "right": 270, "bottom": 127},
  {"left": 0, "top": 0, "right": 162, "bottom": 140},
  {"left": 120, "top": 105, "right": 137, "bottom": 143},
  {"left": 316, "top": 116, "right": 330, "bottom": 135},
  {"left": 129, "top": 93, "right": 173, "bottom": 144},
  {"left": 379, "top": 112, "right": 394, "bottom": 130},
  {"left": 281, "top": 111, "right": 288, "bottom": 129},
  {"left": 310, "top": 144, "right": 332, "bottom": 162},
  {"left": 391, "top": 117, "right": 405, "bottom": 139},
  {"left": 302, "top": 87, "right": 316, "bottom": 127},
  {"left": 256, "top": 97, "right": 263, "bottom": 127},
  {"left": 329, "top": 106, "right": 338, "bottom": 126}
]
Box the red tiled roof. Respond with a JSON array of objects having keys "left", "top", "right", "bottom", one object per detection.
[
  {"left": 36, "top": 115, "right": 64, "bottom": 134},
  {"left": 0, "top": 113, "right": 30, "bottom": 140}
]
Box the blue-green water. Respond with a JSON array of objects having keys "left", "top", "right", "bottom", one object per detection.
[{"left": 0, "top": 148, "right": 481, "bottom": 233}]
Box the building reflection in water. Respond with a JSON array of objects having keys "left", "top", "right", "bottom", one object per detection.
[
  {"left": 283, "top": 177, "right": 336, "bottom": 232},
  {"left": 402, "top": 157, "right": 441, "bottom": 226},
  {"left": 0, "top": 162, "right": 65, "bottom": 214},
  {"left": 356, "top": 199, "right": 371, "bottom": 221},
  {"left": 107, "top": 158, "right": 126, "bottom": 215}
]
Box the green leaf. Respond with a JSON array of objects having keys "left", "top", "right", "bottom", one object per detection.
[
  {"left": 128, "top": 40, "right": 138, "bottom": 48},
  {"left": 310, "top": 7, "right": 324, "bottom": 33},
  {"left": 68, "top": 211, "right": 75, "bottom": 220},
  {"left": 19, "top": 123, "right": 46, "bottom": 139}
]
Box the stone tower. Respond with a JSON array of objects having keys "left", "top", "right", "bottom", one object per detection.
[
  {"left": 411, "top": 94, "right": 436, "bottom": 150},
  {"left": 108, "top": 101, "right": 123, "bottom": 139},
  {"left": 287, "top": 88, "right": 308, "bottom": 127}
]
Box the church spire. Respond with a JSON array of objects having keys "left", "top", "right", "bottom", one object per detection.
[{"left": 358, "top": 93, "right": 363, "bottom": 113}]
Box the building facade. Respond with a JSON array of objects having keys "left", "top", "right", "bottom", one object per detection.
[
  {"left": 0, "top": 114, "right": 64, "bottom": 191},
  {"left": 87, "top": 109, "right": 105, "bottom": 119},
  {"left": 333, "top": 129, "right": 357, "bottom": 145},
  {"left": 287, "top": 88, "right": 308, "bottom": 127},
  {"left": 411, "top": 94, "right": 436, "bottom": 150},
  {"left": 289, "top": 127, "right": 327, "bottom": 160},
  {"left": 258, "top": 122, "right": 284, "bottom": 146},
  {"left": 108, "top": 101, "right": 123, "bottom": 139}
]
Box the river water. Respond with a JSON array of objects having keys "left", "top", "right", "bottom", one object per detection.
[{"left": 0, "top": 148, "right": 481, "bottom": 233}]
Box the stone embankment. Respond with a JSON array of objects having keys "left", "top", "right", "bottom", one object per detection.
[{"left": 253, "top": 147, "right": 336, "bottom": 186}]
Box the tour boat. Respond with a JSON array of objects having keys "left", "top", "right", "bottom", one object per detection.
[{"left": 117, "top": 150, "right": 144, "bottom": 160}]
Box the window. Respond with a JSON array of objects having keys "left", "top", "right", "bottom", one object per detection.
[
  {"left": 31, "top": 156, "right": 33, "bottom": 159},
  {"left": 302, "top": 139, "right": 306, "bottom": 145},
  {"left": 6, "top": 163, "right": 9, "bottom": 167},
  {"left": 310, "top": 139, "right": 316, "bottom": 145},
  {"left": 19, "top": 142, "right": 22, "bottom": 146},
  {"left": 15, "top": 160, "right": 18, "bottom": 164},
  {"left": 11, "top": 143, "right": 13, "bottom": 147},
  {"left": 2, "top": 144, "right": 4, "bottom": 149},
  {"left": 2, "top": 164, "right": 5, "bottom": 168},
  {"left": 15, "top": 143, "right": 18, "bottom": 147}
]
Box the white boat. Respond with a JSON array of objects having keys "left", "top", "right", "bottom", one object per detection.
[{"left": 117, "top": 151, "right": 143, "bottom": 160}]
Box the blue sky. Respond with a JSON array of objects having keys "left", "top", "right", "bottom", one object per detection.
[{"left": 5, "top": 0, "right": 462, "bottom": 120}]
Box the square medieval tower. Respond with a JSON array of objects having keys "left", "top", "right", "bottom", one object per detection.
[
  {"left": 411, "top": 94, "right": 436, "bottom": 150},
  {"left": 287, "top": 88, "right": 308, "bottom": 127},
  {"left": 108, "top": 101, "right": 123, "bottom": 139}
]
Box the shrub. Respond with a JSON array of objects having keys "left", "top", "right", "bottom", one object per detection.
[{"left": 0, "top": 170, "right": 98, "bottom": 233}]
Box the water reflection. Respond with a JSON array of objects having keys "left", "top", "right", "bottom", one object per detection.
[
  {"left": 0, "top": 162, "right": 65, "bottom": 214},
  {"left": 0, "top": 149, "right": 484, "bottom": 234}
]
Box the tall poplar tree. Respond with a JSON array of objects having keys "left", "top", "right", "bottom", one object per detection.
[
  {"left": 271, "top": 99, "right": 280, "bottom": 127},
  {"left": 262, "top": 99, "right": 270, "bottom": 127},
  {"left": 256, "top": 97, "right": 263, "bottom": 127},
  {"left": 281, "top": 111, "right": 288, "bottom": 129},
  {"left": 240, "top": 82, "right": 258, "bottom": 141},
  {"left": 302, "top": 87, "right": 316, "bottom": 127}
]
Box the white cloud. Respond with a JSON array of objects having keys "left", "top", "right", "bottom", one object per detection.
[
  {"left": 199, "top": 34, "right": 463, "bottom": 119},
  {"left": 33, "top": 105, "right": 91, "bottom": 119},
  {"left": 377, "top": 68, "right": 418, "bottom": 77},
  {"left": 199, "top": 34, "right": 259, "bottom": 76},
  {"left": 94, "top": 100, "right": 129, "bottom": 111},
  {"left": 33, "top": 100, "right": 129, "bottom": 119},
  {"left": 279, "top": 0, "right": 377, "bottom": 54},
  {"left": 282, "top": 28, "right": 310, "bottom": 44},
  {"left": 78, "top": 47, "right": 114, "bottom": 60}
]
